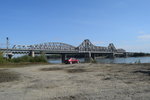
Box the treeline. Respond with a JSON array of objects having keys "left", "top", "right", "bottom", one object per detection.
[
  {"left": 129, "top": 52, "right": 150, "bottom": 57},
  {"left": 0, "top": 52, "right": 47, "bottom": 64}
]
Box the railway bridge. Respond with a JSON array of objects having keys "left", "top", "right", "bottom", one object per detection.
[{"left": 0, "top": 39, "right": 126, "bottom": 63}]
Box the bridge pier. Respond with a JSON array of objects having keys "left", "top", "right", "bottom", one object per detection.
[
  {"left": 91, "top": 53, "right": 95, "bottom": 60},
  {"left": 89, "top": 52, "right": 95, "bottom": 60},
  {"left": 84, "top": 52, "right": 96, "bottom": 63},
  {"left": 124, "top": 52, "right": 128, "bottom": 57},
  {"left": 8, "top": 54, "right": 13, "bottom": 59},
  {"left": 61, "top": 54, "right": 66, "bottom": 63},
  {"left": 108, "top": 53, "right": 115, "bottom": 58},
  {"left": 6, "top": 53, "right": 13, "bottom": 59},
  {"left": 29, "top": 51, "right": 35, "bottom": 57}
]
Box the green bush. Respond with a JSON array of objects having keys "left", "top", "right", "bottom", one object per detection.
[
  {"left": 33, "top": 55, "right": 47, "bottom": 62},
  {"left": 0, "top": 52, "right": 8, "bottom": 64},
  {"left": 0, "top": 52, "right": 47, "bottom": 64},
  {"left": 11, "top": 55, "right": 47, "bottom": 63}
]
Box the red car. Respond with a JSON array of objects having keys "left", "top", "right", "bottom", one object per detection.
[{"left": 64, "top": 58, "right": 79, "bottom": 64}]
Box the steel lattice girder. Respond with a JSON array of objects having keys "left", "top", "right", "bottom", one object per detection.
[{"left": 12, "top": 39, "right": 126, "bottom": 53}]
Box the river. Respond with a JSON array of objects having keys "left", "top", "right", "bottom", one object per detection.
[{"left": 48, "top": 56, "right": 150, "bottom": 64}]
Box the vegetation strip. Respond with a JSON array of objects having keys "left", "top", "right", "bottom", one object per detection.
[{"left": 0, "top": 52, "right": 48, "bottom": 67}]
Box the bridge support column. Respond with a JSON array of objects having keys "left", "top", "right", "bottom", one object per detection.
[
  {"left": 109, "top": 53, "right": 115, "bottom": 58},
  {"left": 61, "top": 54, "right": 66, "bottom": 63},
  {"left": 6, "top": 53, "right": 13, "bottom": 59},
  {"left": 8, "top": 54, "right": 13, "bottom": 59},
  {"left": 85, "top": 52, "right": 96, "bottom": 63},
  {"left": 124, "top": 52, "right": 128, "bottom": 57},
  {"left": 91, "top": 53, "right": 95, "bottom": 60},
  {"left": 88, "top": 52, "right": 91, "bottom": 58},
  {"left": 89, "top": 52, "right": 96, "bottom": 60},
  {"left": 107, "top": 53, "right": 115, "bottom": 58},
  {"left": 29, "top": 51, "right": 35, "bottom": 57}
]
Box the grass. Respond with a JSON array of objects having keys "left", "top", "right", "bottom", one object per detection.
[
  {"left": 0, "top": 52, "right": 9, "bottom": 64},
  {"left": 11, "top": 55, "right": 47, "bottom": 63},
  {"left": 0, "top": 52, "right": 49, "bottom": 68}
]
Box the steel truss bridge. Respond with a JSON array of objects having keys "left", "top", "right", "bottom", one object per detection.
[{"left": 0, "top": 39, "right": 126, "bottom": 62}]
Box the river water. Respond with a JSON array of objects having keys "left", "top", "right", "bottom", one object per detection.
[{"left": 48, "top": 57, "right": 150, "bottom": 64}]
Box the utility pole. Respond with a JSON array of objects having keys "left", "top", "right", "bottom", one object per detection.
[
  {"left": 6, "top": 37, "right": 9, "bottom": 49},
  {"left": 6, "top": 37, "right": 9, "bottom": 59}
]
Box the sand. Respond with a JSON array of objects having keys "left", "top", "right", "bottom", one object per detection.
[{"left": 0, "top": 63, "right": 149, "bottom": 100}]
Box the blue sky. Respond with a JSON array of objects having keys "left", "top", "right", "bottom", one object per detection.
[{"left": 0, "top": 0, "right": 150, "bottom": 52}]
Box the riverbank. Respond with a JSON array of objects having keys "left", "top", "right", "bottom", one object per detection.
[{"left": 0, "top": 63, "right": 149, "bottom": 100}]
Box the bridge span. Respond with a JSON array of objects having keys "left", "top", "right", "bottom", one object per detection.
[{"left": 0, "top": 39, "right": 126, "bottom": 63}]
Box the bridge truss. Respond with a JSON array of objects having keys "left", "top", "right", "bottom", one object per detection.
[{"left": 11, "top": 39, "right": 125, "bottom": 53}]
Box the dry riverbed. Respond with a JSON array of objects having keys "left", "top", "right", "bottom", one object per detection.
[{"left": 0, "top": 63, "right": 149, "bottom": 100}]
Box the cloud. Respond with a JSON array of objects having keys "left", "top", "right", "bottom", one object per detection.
[{"left": 137, "top": 34, "right": 150, "bottom": 40}]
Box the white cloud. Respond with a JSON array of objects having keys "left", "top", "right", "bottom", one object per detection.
[{"left": 137, "top": 34, "right": 150, "bottom": 40}]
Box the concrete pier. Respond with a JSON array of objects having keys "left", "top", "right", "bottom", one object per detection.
[
  {"left": 91, "top": 53, "right": 95, "bottom": 60},
  {"left": 29, "top": 51, "right": 35, "bottom": 57},
  {"left": 61, "top": 54, "right": 66, "bottom": 63},
  {"left": 107, "top": 53, "right": 115, "bottom": 58}
]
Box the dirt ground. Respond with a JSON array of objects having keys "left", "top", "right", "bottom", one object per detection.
[{"left": 0, "top": 63, "right": 150, "bottom": 100}]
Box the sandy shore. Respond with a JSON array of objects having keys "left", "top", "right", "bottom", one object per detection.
[{"left": 0, "top": 63, "right": 150, "bottom": 100}]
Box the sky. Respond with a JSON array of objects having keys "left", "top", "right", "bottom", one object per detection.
[{"left": 0, "top": 0, "right": 150, "bottom": 52}]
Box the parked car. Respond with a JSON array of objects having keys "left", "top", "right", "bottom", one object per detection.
[{"left": 64, "top": 58, "right": 79, "bottom": 64}]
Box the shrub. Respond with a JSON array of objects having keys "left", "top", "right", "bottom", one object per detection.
[
  {"left": 32, "top": 55, "right": 47, "bottom": 63},
  {"left": 0, "top": 52, "right": 8, "bottom": 64},
  {"left": 11, "top": 55, "right": 47, "bottom": 63},
  {"left": 0, "top": 52, "right": 47, "bottom": 64}
]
